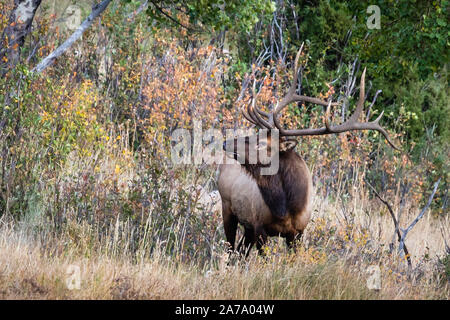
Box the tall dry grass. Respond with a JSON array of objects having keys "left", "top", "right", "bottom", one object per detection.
[{"left": 0, "top": 178, "right": 448, "bottom": 300}]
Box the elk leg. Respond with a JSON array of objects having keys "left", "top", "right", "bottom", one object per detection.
[
  {"left": 286, "top": 231, "right": 303, "bottom": 251},
  {"left": 222, "top": 201, "right": 238, "bottom": 251}
]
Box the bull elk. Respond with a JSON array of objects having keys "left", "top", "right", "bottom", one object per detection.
[{"left": 218, "top": 46, "right": 398, "bottom": 257}]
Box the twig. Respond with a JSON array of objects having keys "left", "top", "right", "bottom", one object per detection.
[
  {"left": 32, "top": 0, "right": 113, "bottom": 73},
  {"left": 365, "top": 179, "right": 412, "bottom": 268},
  {"left": 149, "top": 1, "right": 196, "bottom": 32},
  {"left": 399, "top": 179, "right": 441, "bottom": 253},
  {"left": 127, "top": 0, "right": 149, "bottom": 20},
  {"left": 366, "top": 89, "right": 382, "bottom": 120}
]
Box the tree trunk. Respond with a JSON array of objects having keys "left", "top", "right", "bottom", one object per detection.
[
  {"left": 33, "top": 0, "right": 113, "bottom": 74},
  {"left": 0, "top": 0, "right": 42, "bottom": 73}
]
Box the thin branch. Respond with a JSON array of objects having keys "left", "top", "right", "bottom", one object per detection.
[
  {"left": 366, "top": 89, "right": 382, "bottom": 120},
  {"left": 365, "top": 179, "right": 412, "bottom": 268},
  {"left": 32, "top": 0, "right": 113, "bottom": 73},
  {"left": 399, "top": 179, "right": 441, "bottom": 253},
  {"left": 149, "top": 1, "right": 196, "bottom": 32},
  {"left": 439, "top": 224, "right": 450, "bottom": 254}
]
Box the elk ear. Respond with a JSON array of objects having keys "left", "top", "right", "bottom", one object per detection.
[{"left": 280, "top": 139, "right": 298, "bottom": 152}]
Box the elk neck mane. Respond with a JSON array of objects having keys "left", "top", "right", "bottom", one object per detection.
[{"left": 241, "top": 149, "right": 309, "bottom": 219}]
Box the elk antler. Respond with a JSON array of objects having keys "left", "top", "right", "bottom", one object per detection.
[
  {"left": 241, "top": 72, "right": 272, "bottom": 129},
  {"left": 242, "top": 45, "right": 399, "bottom": 150},
  {"left": 243, "top": 44, "right": 339, "bottom": 130}
]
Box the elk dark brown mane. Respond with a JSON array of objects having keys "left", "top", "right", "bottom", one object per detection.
[{"left": 218, "top": 45, "right": 398, "bottom": 257}]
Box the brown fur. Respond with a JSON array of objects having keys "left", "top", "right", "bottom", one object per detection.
[{"left": 218, "top": 136, "right": 313, "bottom": 256}]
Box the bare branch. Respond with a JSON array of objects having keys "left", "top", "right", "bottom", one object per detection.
[
  {"left": 127, "top": 0, "right": 149, "bottom": 21},
  {"left": 149, "top": 1, "right": 197, "bottom": 32},
  {"left": 399, "top": 179, "right": 441, "bottom": 253},
  {"left": 32, "top": 0, "right": 112, "bottom": 73}
]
